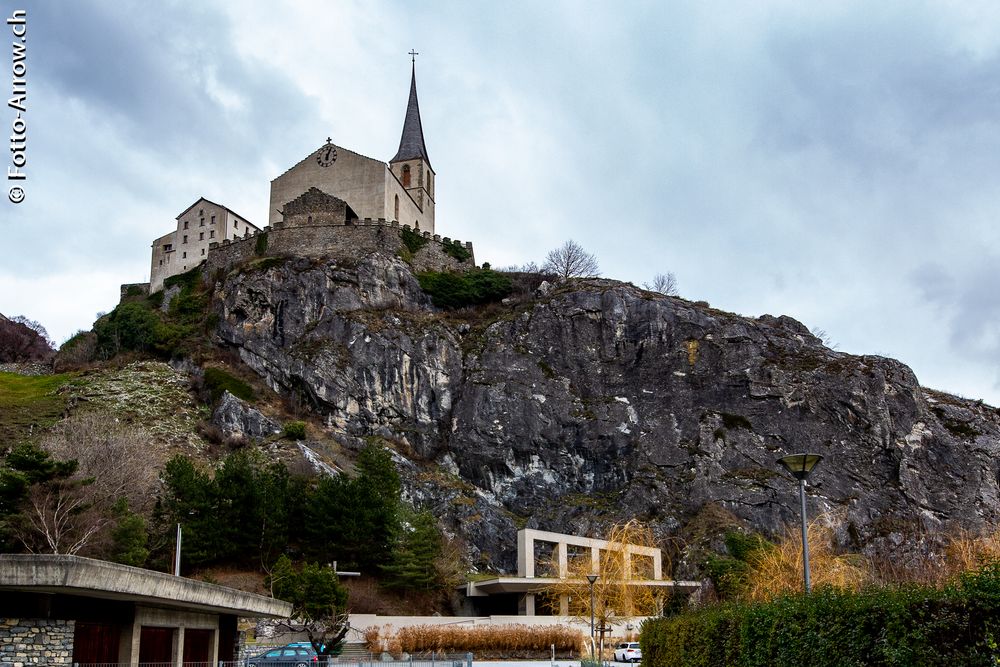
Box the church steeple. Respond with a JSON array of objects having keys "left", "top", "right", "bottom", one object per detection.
[{"left": 391, "top": 61, "right": 431, "bottom": 168}]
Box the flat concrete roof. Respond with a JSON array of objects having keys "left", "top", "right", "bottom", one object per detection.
[
  {"left": 0, "top": 554, "right": 292, "bottom": 618},
  {"left": 464, "top": 576, "right": 701, "bottom": 596}
]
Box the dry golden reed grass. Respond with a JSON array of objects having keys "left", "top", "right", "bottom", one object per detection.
[
  {"left": 943, "top": 527, "right": 1000, "bottom": 578},
  {"left": 742, "top": 515, "right": 869, "bottom": 602},
  {"left": 383, "top": 624, "right": 584, "bottom": 655}
]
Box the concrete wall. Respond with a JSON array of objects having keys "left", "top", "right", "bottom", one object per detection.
[{"left": 0, "top": 618, "right": 73, "bottom": 666}]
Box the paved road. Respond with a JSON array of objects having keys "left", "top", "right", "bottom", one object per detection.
[{"left": 472, "top": 661, "right": 637, "bottom": 667}]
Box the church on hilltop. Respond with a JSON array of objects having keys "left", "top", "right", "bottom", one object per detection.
[
  {"left": 147, "top": 61, "right": 449, "bottom": 293},
  {"left": 268, "top": 61, "right": 436, "bottom": 233}
]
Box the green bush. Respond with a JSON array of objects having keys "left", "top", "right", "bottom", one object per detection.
[
  {"left": 443, "top": 240, "right": 472, "bottom": 263},
  {"left": 416, "top": 269, "right": 512, "bottom": 309},
  {"left": 641, "top": 564, "right": 1000, "bottom": 667},
  {"left": 283, "top": 421, "right": 307, "bottom": 440},
  {"left": 203, "top": 367, "right": 255, "bottom": 403},
  {"left": 94, "top": 302, "right": 160, "bottom": 357},
  {"left": 401, "top": 227, "right": 428, "bottom": 254}
]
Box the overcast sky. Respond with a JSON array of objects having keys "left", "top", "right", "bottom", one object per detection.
[{"left": 3, "top": 1, "right": 1000, "bottom": 405}]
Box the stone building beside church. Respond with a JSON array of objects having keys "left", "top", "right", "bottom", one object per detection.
[{"left": 147, "top": 62, "right": 449, "bottom": 293}]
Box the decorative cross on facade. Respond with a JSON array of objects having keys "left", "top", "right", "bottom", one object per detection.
[
  {"left": 326, "top": 137, "right": 332, "bottom": 143},
  {"left": 409, "top": 49, "right": 419, "bottom": 63}
]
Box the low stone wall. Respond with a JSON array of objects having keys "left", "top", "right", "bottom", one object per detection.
[
  {"left": 0, "top": 618, "right": 74, "bottom": 666},
  {"left": 0, "top": 362, "right": 51, "bottom": 376},
  {"left": 119, "top": 282, "right": 150, "bottom": 302}
]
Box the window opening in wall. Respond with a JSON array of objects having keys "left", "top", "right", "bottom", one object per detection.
[
  {"left": 199, "top": 209, "right": 203, "bottom": 215},
  {"left": 182, "top": 252, "right": 187, "bottom": 259},
  {"left": 183, "top": 221, "right": 189, "bottom": 229},
  {"left": 402, "top": 164, "right": 411, "bottom": 187},
  {"left": 235, "top": 220, "right": 239, "bottom": 228},
  {"left": 394, "top": 195, "right": 399, "bottom": 220},
  {"left": 307, "top": 215, "right": 312, "bottom": 224},
  {"left": 182, "top": 235, "right": 188, "bottom": 243},
  {"left": 200, "top": 218, "right": 205, "bottom": 226},
  {"left": 210, "top": 230, "right": 215, "bottom": 238},
  {"left": 159, "top": 260, "right": 162, "bottom": 266},
  {"left": 199, "top": 232, "right": 204, "bottom": 240},
  {"left": 201, "top": 248, "right": 205, "bottom": 255},
  {"left": 211, "top": 215, "right": 216, "bottom": 224}
]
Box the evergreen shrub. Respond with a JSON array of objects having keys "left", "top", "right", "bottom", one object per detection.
[
  {"left": 640, "top": 564, "right": 1000, "bottom": 667},
  {"left": 416, "top": 269, "right": 512, "bottom": 309}
]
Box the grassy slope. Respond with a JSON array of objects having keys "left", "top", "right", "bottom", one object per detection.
[{"left": 0, "top": 371, "right": 75, "bottom": 442}]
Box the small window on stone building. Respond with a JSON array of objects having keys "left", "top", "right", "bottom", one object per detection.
[
  {"left": 307, "top": 216, "right": 312, "bottom": 224},
  {"left": 199, "top": 232, "right": 204, "bottom": 240},
  {"left": 402, "top": 164, "right": 411, "bottom": 187},
  {"left": 182, "top": 252, "right": 187, "bottom": 259},
  {"left": 210, "top": 230, "right": 215, "bottom": 238},
  {"left": 200, "top": 218, "right": 205, "bottom": 226},
  {"left": 235, "top": 220, "right": 239, "bottom": 228},
  {"left": 183, "top": 220, "right": 189, "bottom": 229},
  {"left": 183, "top": 235, "right": 188, "bottom": 244},
  {"left": 199, "top": 209, "right": 203, "bottom": 215},
  {"left": 201, "top": 248, "right": 205, "bottom": 256},
  {"left": 211, "top": 215, "right": 216, "bottom": 224},
  {"left": 159, "top": 260, "right": 163, "bottom": 266},
  {"left": 394, "top": 195, "right": 399, "bottom": 220}
]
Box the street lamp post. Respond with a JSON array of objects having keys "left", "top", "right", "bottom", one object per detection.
[
  {"left": 777, "top": 453, "right": 823, "bottom": 593},
  {"left": 586, "top": 574, "right": 598, "bottom": 661}
]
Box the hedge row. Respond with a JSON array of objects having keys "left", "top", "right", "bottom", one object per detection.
[{"left": 641, "top": 564, "right": 1000, "bottom": 667}]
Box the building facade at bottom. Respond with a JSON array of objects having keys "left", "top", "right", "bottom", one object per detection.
[{"left": 0, "top": 554, "right": 291, "bottom": 666}]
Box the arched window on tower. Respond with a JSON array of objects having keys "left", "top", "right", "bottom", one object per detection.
[
  {"left": 394, "top": 195, "right": 399, "bottom": 221},
  {"left": 402, "top": 164, "right": 411, "bottom": 188}
]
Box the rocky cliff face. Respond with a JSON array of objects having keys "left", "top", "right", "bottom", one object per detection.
[{"left": 212, "top": 252, "right": 1000, "bottom": 575}]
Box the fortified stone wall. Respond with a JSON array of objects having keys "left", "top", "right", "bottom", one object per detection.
[
  {"left": 203, "top": 219, "right": 475, "bottom": 284},
  {"left": 0, "top": 618, "right": 74, "bottom": 666}
]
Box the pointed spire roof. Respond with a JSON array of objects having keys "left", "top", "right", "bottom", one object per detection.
[{"left": 391, "top": 63, "right": 431, "bottom": 168}]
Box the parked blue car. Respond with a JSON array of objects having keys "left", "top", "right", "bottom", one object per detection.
[{"left": 245, "top": 645, "right": 318, "bottom": 667}]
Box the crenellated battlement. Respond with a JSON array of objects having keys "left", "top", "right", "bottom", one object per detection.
[{"left": 202, "top": 217, "right": 475, "bottom": 283}]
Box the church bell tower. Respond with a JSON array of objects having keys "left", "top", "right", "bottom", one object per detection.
[{"left": 389, "top": 57, "right": 435, "bottom": 227}]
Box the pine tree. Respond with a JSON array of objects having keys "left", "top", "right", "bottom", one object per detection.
[{"left": 380, "top": 509, "right": 442, "bottom": 590}]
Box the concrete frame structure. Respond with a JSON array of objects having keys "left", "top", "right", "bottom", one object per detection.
[
  {"left": 0, "top": 554, "right": 291, "bottom": 666},
  {"left": 463, "top": 529, "right": 698, "bottom": 616}
]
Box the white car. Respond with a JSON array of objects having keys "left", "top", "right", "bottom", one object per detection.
[{"left": 614, "top": 642, "right": 642, "bottom": 663}]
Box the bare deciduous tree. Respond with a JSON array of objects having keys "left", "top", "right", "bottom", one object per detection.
[
  {"left": 643, "top": 272, "right": 679, "bottom": 296},
  {"left": 16, "top": 413, "right": 155, "bottom": 554},
  {"left": 542, "top": 520, "right": 668, "bottom": 656},
  {"left": 541, "top": 240, "right": 600, "bottom": 280}
]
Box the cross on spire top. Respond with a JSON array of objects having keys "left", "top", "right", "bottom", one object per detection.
[{"left": 409, "top": 49, "right": 419, "bottom": 63}]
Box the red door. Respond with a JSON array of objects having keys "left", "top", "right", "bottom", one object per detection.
[
  {"left": 184, "top": 628, "right": 214, "bottom": 667},
  {"left": 73, "top": 622, "right": 121, "bottom": 664},
  {"left": 139, "top": 626, "right": 175, "bottom": 664}
]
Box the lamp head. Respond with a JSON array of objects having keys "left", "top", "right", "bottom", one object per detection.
[{"left": 777, "top": 453, "right": 823, "bottom": 481}]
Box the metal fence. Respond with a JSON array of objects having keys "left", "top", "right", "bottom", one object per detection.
[{"left": 71, "top": 658, "right": 474, "bottom": 667}]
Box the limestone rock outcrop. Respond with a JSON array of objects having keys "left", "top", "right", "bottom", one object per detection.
[
  {"left": 211, "top": 390, "right": 281, "bottom": 441},
  {"left": 211, "top": 252, "right": 1000, "bottom": 574}
]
